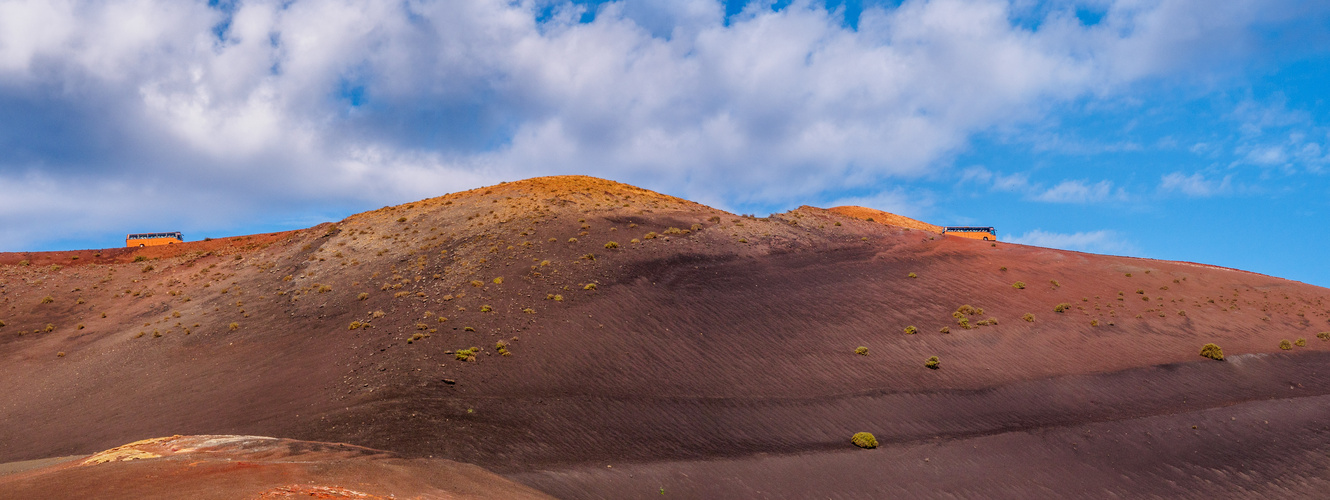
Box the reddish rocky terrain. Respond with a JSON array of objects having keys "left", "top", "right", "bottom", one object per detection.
[{"left": 2, "top": 175, "right": 1329, "bottom": 498}]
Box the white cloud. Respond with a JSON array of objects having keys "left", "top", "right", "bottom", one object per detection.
[
  {"left": 0, "top": 0, "right": 1326, "bottom": 249},
  {"left": 1159, "top": 171, "right": 1231, "bottom": 197},
  {"left": 1006, "top": 229, "right": 1140, "bottom": 256},
  {"left": 1031, "top": 179, "right": 1124, "bottom": 203}
]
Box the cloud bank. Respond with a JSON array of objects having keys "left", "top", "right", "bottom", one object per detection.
[{"left": 0, "top": 0, "right": 1326, "bottom": 248}]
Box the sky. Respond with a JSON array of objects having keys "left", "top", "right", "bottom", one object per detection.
[{"left": 0, "top": 0, "right": 1328, "bottom": 287}]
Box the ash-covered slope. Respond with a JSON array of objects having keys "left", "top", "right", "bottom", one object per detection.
[{"left": 3, "top": 175, "right": 1330, "bottom": 497}]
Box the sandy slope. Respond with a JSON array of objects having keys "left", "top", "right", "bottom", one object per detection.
[
  {"left": 2, "top": 175, "right": 1328, "bottom": 497},
  {"left": 0, "top": 435, "right": 552, "bottom": 499}
]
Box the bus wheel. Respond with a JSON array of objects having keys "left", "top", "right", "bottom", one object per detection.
[
  {"left": 983, "top": 237, "right": 989, "bottom": 241},
  {"left": 139, "top": 244, "right": 145, "bottom": 247}
]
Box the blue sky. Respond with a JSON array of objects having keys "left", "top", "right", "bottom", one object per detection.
[{"left": 0, "top": 0, "right": 1328, "bottom": 287}]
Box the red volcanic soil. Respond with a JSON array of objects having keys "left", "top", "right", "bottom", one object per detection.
[
  {"left": 827, "top": 205, "right": 943, "bottom": 232},
  {"left": 3, "top": 175, "right": 1330, "bottom": 497},
  {"left": 0, "top": 435, "right": 551, "bottom": 499}
]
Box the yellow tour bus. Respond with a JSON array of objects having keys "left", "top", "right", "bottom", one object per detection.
[
  {"left": 942, "top": 226, "right": 997, "bottom": 241},
  {"left": 126, "top": 232, "right": 183, "bottom": 247}
]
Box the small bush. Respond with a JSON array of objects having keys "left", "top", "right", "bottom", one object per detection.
[
  {"left": 0, "top": 320, "right": 5, "bottom": 328},
  {"left": 480, "top": 305, "right": 493, "bottom": 312},
  {"left": 357, "top": 292, "right": 369, "bottom": 301},
  {"left": 925, "top": 356, "right": 940, "bottom": 369},
  {"left": 554, "top": 294, "right": 564, "bottom": 301},
  {"left": 57, "top": 352, "right": 65, "bottom": 357},
  {"left": 1022, "top": 313, "right": 1035, "bottom": 322},
  {"left": 133, "top": 256, "right": 146, "bottom": 263},
  {"left": 939, "top": 326, "right": 950, "bottom": 334},
  {"left": 584, "top": 283, "right": 597, "bottom": 290},
  {"left": 464, "top": 326, "right": 475, "bottom": 331},
  {"left": 408, "top": 333, "right": 426, "bottom": 343},
  {"left": 855, "top": 346, "right": 869, "bottom": 355},
  {"left": 643, "top": 232, "right": 658, "bottom": 239},
  {"left": 907, "top": 272, "right": 917, "bottom": 278},
  {"left": 957, "top": 317, "right": 971, "bottom": 329},
  {"left": 1199, "top": 343, "right": 1224, "bottom": 360},
  {"left": 1050, "top": 280, "right": 1060, "bottom": 287},
  {"left": 568, "top": 237, "right": 578, "bottom": 243},
  {"left": 1295, "top": 338, "right": 1307, "bottom": 347},
  {"left": 40, "top": 296, "right": 54, "bottom": 304},
  {"left": 999, "top": 266, "right": 1007, "bottom": 271},
  {"left": 1054, "top": 303, "right": 1071, "bottom": 313},
  {"left": 1279, "top": 340, "right": 1292, "bottom": 350},
  {"left": 493, "top": 277, "right": 504, "bottom": 284},
  {"left": 371, "top": 310, "right": 385, "bottom": 319},
  {"left": 904, "top": 325, "right": 918, "bottom": 335},
  {"left": 396, "top": 217, "right": 407, "bottom": 223},
  {"left": 1090, "top": 319, "right": 1099, "bottom": 327},
  {"left": 1125, "top": 273, "right": 1132, "bottom": 277},
  {"left": 455, "top": 348, "right": 476, "bottom": 362},
  {"left": 349, "top": 321, "right": 364, "bottom": 330},
  {"left": 1012, "top": 281, "right": 1026, "bottom": 289},
  {"left": 851, "top": 432, "right": 878, "bottom": 449},
  {"left": 523, "top": 308, "right": 535, "bottom": 314},
  {"left": 470, "top": 280, "right": 484, "bottom": 287},
  {"left": 229, "top": 322, "right": 240, "bottom": 331},
  {"left": 1318, "top": 332, "right": 1330, "bottom": 341},
  {"left": 605, "top": 241, "right": 620, "bottom": 249}
]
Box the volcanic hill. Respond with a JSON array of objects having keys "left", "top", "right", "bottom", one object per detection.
[{"left": 3, "top": 175, "right": 1330, "bottom": 498}]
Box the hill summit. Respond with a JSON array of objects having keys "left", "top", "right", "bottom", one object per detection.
[{"left": 3, "top": 175, "right": 1330, "bottom": 498}]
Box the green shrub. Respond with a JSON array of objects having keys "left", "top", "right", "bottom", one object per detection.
[
  {"left": 851, "top": 432, "right": 878, "bottom": 449},
  {"left": 480, "top": 305, "right": 493, "bottom": 312},
  {"left": 907, "top": 272, "right": 917, "bottom": 278},
  {"left": 1279, "top": 340, "right": 1292, "bottom": 350},
  {"left": 1012, "top": 281, "right": 1026, "bottom": 289},
  {"left": 1125, "top": 273, "right": 1132, "bottom": 277},
  {"left": 1050, "top": 280, "right": 1061, "bottom": 287},
  {"left": 999, "top": 266, "right": 1007, "bottom": 271},
  {"left": 568, "top": 237, "right": 578, "bottom": 243},
  {"left": 939, "top": 326, "right": 950, "bottom": 334},
  {"left": 904, "top": 325, "right": 918, "bottom": 335},
  {"left": 644, "top": 232, "right": 658, "bottom": 239},
  {"left": 605, "top": 241, "right": 620, "bottom": 249},
  {"left": 493, "top": 277, "right": 504, "bottom": 284},
  {"left": 40, "top": 296, "right": 54, "bottom": 304},
  {"left": 1090, "top": 319, "right": 1099, "bottom": 327},
  {"left": 371, "top": 310, "right": 385, "bottom": 318},
  {"left": 464, "top": 326, "right": 475, "bottom": 331},
  {"left": 133, "top": 256, "right": 146, "bottom": 263},
  {"left": 1318, "top": 332, "right": 1330, "bottom": 341},
  {"left": 1054, "top": 303, "right": 1071, "bottom": 313},
  {"left": 925, "top": 356, "right": 940, "bottom": 369},
  {"left": 956, "top": 305, "right": 979, "bottom": 316},
  {"left": 357, "top": 292, "right": 369, "bottom": 301},
  {"left": 584, "top": 283, "right": 597, "bottom": 290},
  {"left": 957, "top": 317, "right": 970, "bottom": 329},
  {"left": 455, "top": 348, "right": 476, "bottom": 362},
  {"left": 397, "top": 217, "right": 407, "bottom": 223},
  {"left": 348, "top": 321, "right": 363, "bottom": 330},
  {"left": 855, "top": 346, "right": 869, "bottom": 355},
  {"left": 1022, "top": 313, "right": 1035, "bottom": 322},
  {"left": 1295, "top": 338, "right": 1307, "bottom": 347}
]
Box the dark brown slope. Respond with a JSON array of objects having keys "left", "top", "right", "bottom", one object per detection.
[{"left": 2, "top": 175, "right": 1330, "bottom": 497}]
